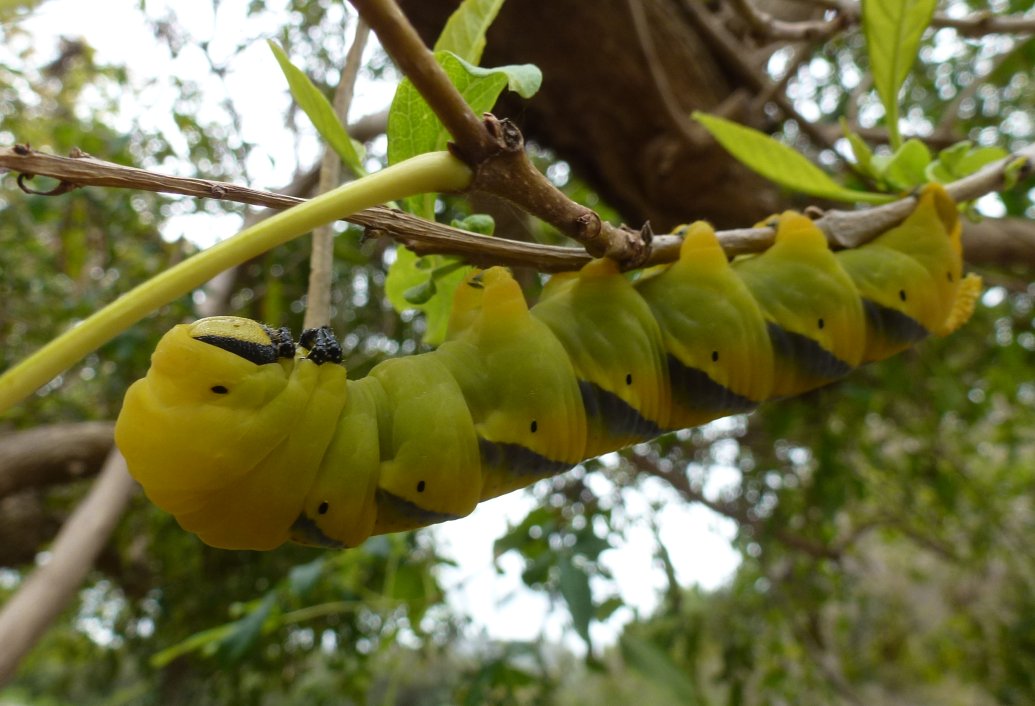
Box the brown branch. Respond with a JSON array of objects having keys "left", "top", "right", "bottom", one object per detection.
[
  {"left": 729, "top": 0, "right": 849, "bottom": 42},
  {"left": 781, "top": 0, "right": 1035, "bottom": 37},
  {"left": 346, "top": 0, "right": 647, "bottom": 266},
  {"left": 3, "top": 141, "right": 1032, "bottom": 271},
  {"left": 305, "top": 20, "right": 371, "bottom": 330},
  {"left": 0, "top": 422, "right": 114, "bottom": 498},
  {"left": 0, "top": 450, "right": 135, "bottom": 687},
  {"left": 346, "top": 0, "right": 495, "bottom": 163},
  {"left": 678, "top": 0, "right": 840, "bottom": 153}
]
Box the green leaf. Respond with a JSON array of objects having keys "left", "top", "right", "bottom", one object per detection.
[
  {"left": 862, "top": 0, "right": 937, "bottom": 148},
  {"left": 840, "top": 118, "right": 875, "bottom": 177},
  {"left": 620, "top": 634, "right": 702, "bottom": 705},
  {"left": 926, "top": 143, "right": 1008, "bottom": 183},
  {"left": 693, "top": 112, "right": 891, "bottom": 204},
  {"left": 149, "top": 622, "right": 237, "bottom": 668},
  {"left": 451, "top": 213, "right": 496, "bottom": 235},
  {"left": 268, "top": 40, "right": 365, "bottom": 177},
  {"left": 387, "top": 50, "right": 541, "bottom": 218},
  {"left": 955, "top": 145, "right": 1009, "bottom": 176},
  {"left": 385, "top": 248, "right": 471, "bottom": 345},
  {"left": 558, "top": 554, "right": 595, "bottom": 652},
  {"left": 434, "top": 0, "right": 506, "bottom": 64},
  {"left": 881, "top": 138, "right": 932, "bottom": 192}
]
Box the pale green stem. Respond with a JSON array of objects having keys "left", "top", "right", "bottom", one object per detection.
[{"left": 0, "top": 151, "right": 472, "bottom": 415}]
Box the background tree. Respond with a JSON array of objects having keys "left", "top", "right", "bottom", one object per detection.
[{"left": 1, "top": 0, "right": 1033, "bottom": 704}]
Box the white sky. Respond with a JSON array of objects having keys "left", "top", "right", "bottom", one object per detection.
[{"left": 9, "top": 0, "right": 741, "bottom": 652}]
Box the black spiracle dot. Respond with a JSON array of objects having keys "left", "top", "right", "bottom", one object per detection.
[
  {"left": 417, "top": 480, "right": 426, "bottom": 493},
  {"left": 318, "top": 501, "right": 329, "bottom": 515},
  {"left": 211, "top": 385, "right": 229, "bottom": 394},
  {"left": 530, "top": 420, "right": 538, "bottom": 433},
  {"left": 711, "top": 350, "right": 719, "bottom": 362},
  {"left": 947, "top": 271, "right": 954, "bottom": 282},
  {"left": 818, "top": 318, "right": 825, "bottom": 330},
  {"left": 899, "top": 289, "right": 907, "bottom": 302},
  {"left": 625, "top": 373, "right": 633, "bottom": 385}
]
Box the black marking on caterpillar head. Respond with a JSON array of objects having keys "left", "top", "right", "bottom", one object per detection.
[
  {"left": 578, "top": 379, "right": 663, "bottom": 440},
  {"left": 195, "top": 335, "right": 281, "bottom": 365},
  {"left": 766, "top": 323, "right": 853, "bottom": 380},
  {"left": 299, "top": 326, "right": 343, "bottom": 365},
  {"left": 262, "top": 325, "right": 297, "bottom": 358},
  {"left": 478, "top": 438, "right": 571, "bottom": 477},
  {"left": 862, "top": 299, "right": 928, "bottom": 346},
  {"left": 667, "top": 355, "right": 758, "bottom": 414}
]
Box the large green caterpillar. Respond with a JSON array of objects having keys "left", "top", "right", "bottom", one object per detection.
[{"left": 114, "top": 184, "right": 981, "bottom": 550}]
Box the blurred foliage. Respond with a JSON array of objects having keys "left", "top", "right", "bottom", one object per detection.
[{"left": 1, "top": 0, "right": 1034, "bottom": 705}]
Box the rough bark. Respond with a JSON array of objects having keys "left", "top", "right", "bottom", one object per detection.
[{"left": 397, "top": 0, "right": 787, "bottom": 231}]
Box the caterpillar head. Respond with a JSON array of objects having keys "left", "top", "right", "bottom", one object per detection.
[{"left": 115, "top": 317, "right": 348, "bottom": 549}]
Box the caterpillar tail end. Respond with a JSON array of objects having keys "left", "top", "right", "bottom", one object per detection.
[{"left": 939, "top": 272, "right": 983, "bottom": 336}]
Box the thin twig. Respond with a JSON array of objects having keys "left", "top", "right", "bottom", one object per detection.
[
  {"left": 678, "top": 0, "right": 840, "bottom": 153},
  {"left": 346, "top": 0, "right": 648, "bottom": 265},
  {"left": 729, "top": 0, "right": 849, "bottom": 42},
  {"left": 305, "top": 19, "right": 371, "bottom": 330},
  {"left": 2, "top": 142, "right": 1032, "bottom": 267},
  {"left": 346, "top": 0, "right": 494, "bottom": 162},
  {"left": 780, "top": 0, "right": 1035, "bottom": 36}
]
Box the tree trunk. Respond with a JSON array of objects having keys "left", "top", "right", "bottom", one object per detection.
[{"left": 398, "top": 0, "right": 787, "bottom": 231}]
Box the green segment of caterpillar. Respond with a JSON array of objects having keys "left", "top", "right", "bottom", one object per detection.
[{"left": 114, "top": 184, "right": 982, "bottom": 550}]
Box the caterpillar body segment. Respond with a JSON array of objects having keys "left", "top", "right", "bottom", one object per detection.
[{"left": 114, "top": 184, "right": 981, "bottom": 550}]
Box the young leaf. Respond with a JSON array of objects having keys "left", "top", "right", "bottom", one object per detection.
[
  {"left": 881, "top": 138, "right": 932, "bottom": 192},
  {"left": 388, "top": 51, "right": 540, "bottom": 218},
  {"left": 693, "top": 112, "right": 891, "bottom": 204},
  {"left": 862, "top": 0, "right": 937, "bottom": 148},
  {"left": 434, "top": 0, "right": 506, "bottom": 64},
  {"left": 842, "top": 121, "right": 876, "bottom": 178},
  {"left": 558, "top": 554, "right": 595, "bottom": 653},
  {"left": 268, "top": 40, "right": 365, "bottom": 177},
  {"left": 385, "top": 248, "right": 471, "bottom": 345}
]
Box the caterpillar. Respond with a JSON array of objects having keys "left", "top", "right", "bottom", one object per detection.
[{"left": 114, "top": 184, "right": 982, "bottom": 551}]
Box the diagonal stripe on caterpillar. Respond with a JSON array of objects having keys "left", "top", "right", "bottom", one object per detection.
[{"left": 114, "top": 184, "right": 982, "bottom": 550}]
